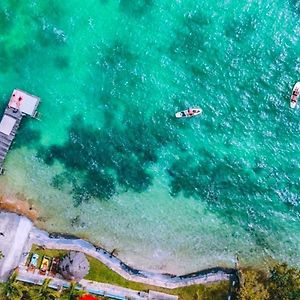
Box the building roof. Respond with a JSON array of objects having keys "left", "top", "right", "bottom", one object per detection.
[
  {"left": 0, "top": 115, "right": 16, "bottom": 135},
  {"left": 60, "top": 251, "right": 90, "bottom": 281},
  {"left": 8, "top": 89, "right": 40, "bottom": 117}
]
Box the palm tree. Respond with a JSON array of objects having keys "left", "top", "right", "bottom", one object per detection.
[
  {"left": 29, "top": 278, "right": 59, "bottom": 300},
  {"left": 0, "top": 270, "right": 27, "bottom": 300},
  {"left": 60, "top": 281, "right": 86, "bottom": 300}
]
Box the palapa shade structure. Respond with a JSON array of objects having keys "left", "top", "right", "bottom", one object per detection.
[{"left": 59, "top": 251, "right": 89, "bottom": 281}]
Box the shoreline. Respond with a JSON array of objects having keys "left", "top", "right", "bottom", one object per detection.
[
  {"left": 0, "top": 210, "right": 237, "bottom": 288},
  {"left": 29, "top": 227, "right": 237, "bottom": 288},
  {"left": 0, "top": 196, "right": 38, "bottom": 222},
  {"left": 0, "top": 196, "right": 237, "bottom": 275}
]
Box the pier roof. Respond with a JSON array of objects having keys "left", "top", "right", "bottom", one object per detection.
[
  {"left": 0, "top": 89, "right": 40, "bottom": 174},
  {"left": 0, "top": 115, "right": 17, "bottom": 136},
  {"left": 8, "top": 89, "right": 40, "bottom": 117}
]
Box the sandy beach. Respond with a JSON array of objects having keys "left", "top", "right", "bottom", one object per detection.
[{"left": 0, "top": 195, "right": 38, "bottom": 221}]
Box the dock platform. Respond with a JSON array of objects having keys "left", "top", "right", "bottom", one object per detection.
[{"left": 0, "top": 89, "right": 40, "bottom": 174}]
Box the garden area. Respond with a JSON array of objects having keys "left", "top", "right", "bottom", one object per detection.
[{"left": 24, "top": 244, "right": 230, "bottom": 300}]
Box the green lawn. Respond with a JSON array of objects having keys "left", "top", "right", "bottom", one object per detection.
[
  {"left": 28, "top": 244, "right": 229, "bottom": 300},
  {"left": 86, "top": 255, "right": 229, "bottom": 299}
]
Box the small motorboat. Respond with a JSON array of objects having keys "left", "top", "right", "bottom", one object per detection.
[
  {"left": 175, "top": 107, "right": 202, "bottom": 118},
  {"left": 290, "top": 82, "right": 300, "bottom": 108}
]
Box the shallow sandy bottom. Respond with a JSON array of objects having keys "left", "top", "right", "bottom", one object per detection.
[
  {"left": 0, "top": 195, "right": 38, "bottom": 221},
  {"left": 0, "top": 0, "right": 300, "bottom": 275}
]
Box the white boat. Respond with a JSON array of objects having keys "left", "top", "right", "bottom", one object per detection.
[
  {"left": 290, "top": 82, "right": 300, "bottom": 108},
  {"left": 175, "top": 107, "right": 202, "bottom": 118}
]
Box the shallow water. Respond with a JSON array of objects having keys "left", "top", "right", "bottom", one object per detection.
[{"left": 0, "top": 0, "right": 300, "bottom": 274}]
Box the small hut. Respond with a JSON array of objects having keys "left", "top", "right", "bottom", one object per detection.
[{"left": 59, "top": 251, "right": 89, "bottom": 281}]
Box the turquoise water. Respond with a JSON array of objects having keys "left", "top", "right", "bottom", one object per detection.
[{"left": 0, "top": 0, "right": 300, "bottom": 274}]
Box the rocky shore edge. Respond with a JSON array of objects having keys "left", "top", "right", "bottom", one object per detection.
[{"left": 0, "top": 210, "right": 238, "bottom": 288}]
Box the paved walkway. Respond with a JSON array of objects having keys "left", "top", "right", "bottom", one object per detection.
[
  {"left": 0, "top": 212, "right": 32, "bottom": 281},
  {"left": 24, "top": 227, "right": 233, "bottom": 289},
  {"left": 17, "top": 266, "right": 177, "bottom": 300},
  {"left": 17, "top": 266, "right": 145, "bottom": 300}
]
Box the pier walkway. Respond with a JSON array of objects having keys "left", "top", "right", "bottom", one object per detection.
[{"left": 0, "top": 89, "right": 40, "bottom": 174}]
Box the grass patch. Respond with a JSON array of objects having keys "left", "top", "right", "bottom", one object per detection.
[
  {"left": 28, "top": 245, "right": 230, "bottom": 299},
  {"left": 31, "top": 245, "right": 68, "bottom": 258},
  {"left": 86, "top": 255, "right": 230, "bottom": 299}
]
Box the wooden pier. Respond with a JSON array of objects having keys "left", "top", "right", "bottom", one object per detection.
[{"left": 0, "top": 89, "right": 40, "bottom": 174}]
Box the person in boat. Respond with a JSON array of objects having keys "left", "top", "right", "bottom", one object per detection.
[
  {"left": 292, "top": 88, "right": 299, "bottom": 103},
  {"left": 16, "top": 96, "right": 22, "bottom": 108},
  {"left": 188, "top": 108, "right": 194, "bottom": 116}
]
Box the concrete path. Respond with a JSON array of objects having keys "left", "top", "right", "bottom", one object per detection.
[
  {"left": 25, "top": 227, "right": 232, "bottom": 289},
  {"left": 17, "top": 266, "right": 177, "bottom": 300},
  {"left": 0, "top": 212, "right": 32, "bottom": 281}
]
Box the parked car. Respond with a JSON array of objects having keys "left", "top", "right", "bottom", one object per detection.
[
  {"left": 27, "top": 253, "right": 39, "bottom": 272},
  {"left": 49, "top": 257, "right": 60, "bottom": 276},
  {"left": 39, "top": 256, "right": 52, "bottom": 275}
]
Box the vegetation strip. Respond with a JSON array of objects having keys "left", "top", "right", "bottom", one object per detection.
[
  {"left": 29, "top": 229, "right": 236, "bottom": 288},
  {"left": 28, "top": 245, "right": 230, "bottom": 299}
]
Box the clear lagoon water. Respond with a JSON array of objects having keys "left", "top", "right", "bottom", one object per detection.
[{"left": 0, "top": 0, "right": 300, "bottom": 274}]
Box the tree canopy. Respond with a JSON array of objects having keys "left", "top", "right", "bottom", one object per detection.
[
  {"left": 268, "top": 263, "right": 300, "bottom": 300},
  {"left": 237, "top": 263, "right": 300, "bottom": 300},
  {"left": 29, "top": 278, "right": 59, "bottom": 300},
  {"left": 0, "top": 271, "right": 26, "bottom": 300},
  {"left": 60, "top": 281, "right": 86, "bottom": 300},
  {"left": 238, "top": 269, "right": 269, "bottom": 300}
]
